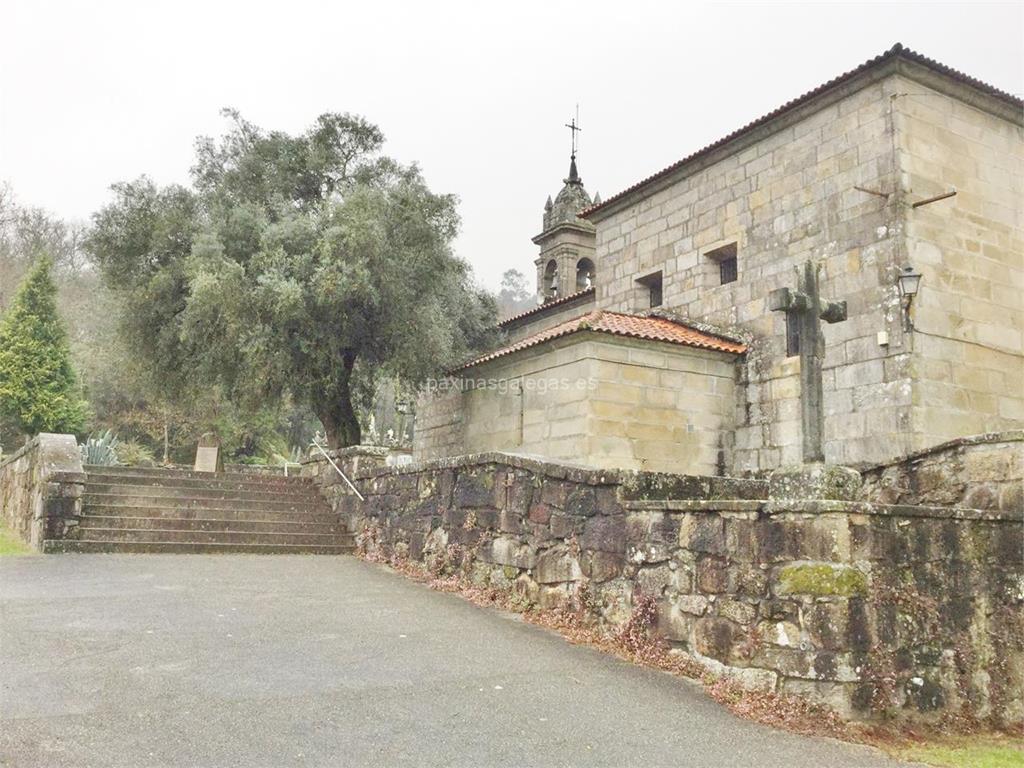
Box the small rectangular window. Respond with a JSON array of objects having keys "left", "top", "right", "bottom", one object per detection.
[
  {"left": 706, "top": 242, "right": 738, "bottom": 285},
  {"left": 636, "top": 271, "right": 663, "bottom": 308},
  {"left": 719, "top": 255, "right": 738, "bottom": 284},
  {"left": 650, "top": 279, "right": 662, "bottom": 308},
  {"left": 786, "top": 313, "right": 800, "bottom": 357}
]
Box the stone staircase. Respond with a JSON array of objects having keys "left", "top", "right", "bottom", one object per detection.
[{"left": 44, "top": 466, "right": 353, "bottom": 555}]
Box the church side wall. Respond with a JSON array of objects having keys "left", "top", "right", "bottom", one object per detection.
[
  {"left": 463, "top": 342, "right": 592, "bottom": 462},
  {"left": 413, "top": 386, "right": 465, "bottom": 462},
  {"left": 592, "top": 73, "right": 913, "bottom": 471},
  {"left": 412, "top": 334, "right": 737, "bottom": 476},
  {"left": 582, "top": 336, "right": 736, "bottom": 475},
  {"left": 894, "top": 77, "right": 1024, "bottom": 449},
  {"left": 413, "top": 338, "right": 596, "bottom": 465}
]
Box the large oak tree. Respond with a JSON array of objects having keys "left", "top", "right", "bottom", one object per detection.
[{"left": 88, "top": 111, "right": 497, "bottom": 448}]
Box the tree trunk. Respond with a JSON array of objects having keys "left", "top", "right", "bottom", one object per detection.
[
  {"left": 162, "top": 418, "right": 170, "bottom": 466},
  {"left": 315, "top": 351, "right": 361, "bottom": 449}
]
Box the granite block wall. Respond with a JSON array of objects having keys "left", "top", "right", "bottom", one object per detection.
[
  {"left": 860, "top": 430, "right": 1023, "bottom": 511},
  {"left": 588, "top": 74, "right": 910, "bottom": 471},
  {"left": 895, "top": 76, "right": 1024, "bottom": 447},
  {"left": 311, "top": 449, "right": 1024, "bottom": 724},
  {"left": 0, "top": 433, "right": 85, "bottom": 549},
  {"left": 584, "top": 65, "right": 1023, "bottom": 471},
  {"left": 413, "top": 334, "right": 738, "bottom": 475}
]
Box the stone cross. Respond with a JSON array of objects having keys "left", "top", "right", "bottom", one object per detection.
[{"left": 768, "top": 260, "right": 847, "bottom": 464}]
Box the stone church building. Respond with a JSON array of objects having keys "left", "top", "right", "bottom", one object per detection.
[{"left": 415, "top": 44, "right": 1023, "bottom": 476}]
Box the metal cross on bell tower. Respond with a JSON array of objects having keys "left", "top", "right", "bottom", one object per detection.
[
  {"left": 768, "top": 260, "right": 848, "bottom": 464},
  {"left": 565, "top": 106, "right": 581, "bottom": 159}
]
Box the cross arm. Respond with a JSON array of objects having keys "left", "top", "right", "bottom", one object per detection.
[
  {"left": 768, "top": 287, "right": 809, "bottom": 313},
  {"left": 820, "top": 300, "right": 847, "bottom": 324}
]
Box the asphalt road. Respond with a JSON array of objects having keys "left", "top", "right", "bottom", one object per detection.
[{"left": 0, "top": 554, "right": 915, "bottom": 768}]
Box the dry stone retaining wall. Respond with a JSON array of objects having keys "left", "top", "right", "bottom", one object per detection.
[
  {"left": 0, "top": 433, "right": 85, "bottom": 549},
  {"left": 307, "top": 448, "right": 1023, "bottom": 725},
  {"left": 860, "top": 430, "right": 1023, "bottom": 512}
]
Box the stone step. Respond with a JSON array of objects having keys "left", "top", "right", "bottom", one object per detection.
[
  {"left": 64, "top": 465, "right": 342, "bottom": 556},
  {"left": 82, "top": 493, "right": 329, "bottom": 514},
  {"left": 81, "top": 504, "right": 339, "bottom": 524},
  {"left": 43, "top": 540, "right": 353, "bottom": 555},
  {"left": 77, "top": 515, "right": 347, "bottom": 535},
  {"left": 83, "top": 483, "right": 320, "bottom": 504},
  {"left": 84, "top": 465, "right": 312, "bottom": 485},
  {"left": 68, "top": 527, "right": 354, "bottom": 546},
  {"left": 84, "top": 472, "right": 316, "bottom": 493}
]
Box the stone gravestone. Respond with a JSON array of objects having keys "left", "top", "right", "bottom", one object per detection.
[{"left": 193, "top": 433, "right": 223, "bottom": 474}]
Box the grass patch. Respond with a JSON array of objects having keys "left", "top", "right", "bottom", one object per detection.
[
  {"left": 895, "top": 735, "right": 1024, "bottom": 768},
  {"left": 0, "top": 525, "right": 32, "bottom": 555}
]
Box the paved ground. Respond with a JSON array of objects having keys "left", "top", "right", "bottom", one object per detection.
[{"left": 0, "top": 555, "right": 915, "bottom": 768}]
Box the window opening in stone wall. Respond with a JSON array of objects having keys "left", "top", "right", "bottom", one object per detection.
[
  {"left": 636, "top": 271, "right": 663, "bottom": 308},
  {"left": 543, "top": 259, "right": 559, "bottom": 300},
  {"left": 719, "top": 255, "right": 738, "bottom": 284},
  {"left": 706, "top": 242, "right": 738, "bottom": 285},
  {"left": 576, "top": 258, "right": 595, "bottom": 290}
]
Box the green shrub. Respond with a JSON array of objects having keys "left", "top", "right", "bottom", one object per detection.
[
  {"left": 233, "top": 455, "right": 268, "bottom": 465},
  {"left": 115, "top": 440, "right": 155, "bottom": 467}
]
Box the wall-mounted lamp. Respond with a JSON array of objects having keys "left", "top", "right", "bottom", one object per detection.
[
  {"left": 897, "top": 265, "right": 923, "bottom": 330},
  {"left": 897, "top": 265, "right": 922, "bottom": 298}
]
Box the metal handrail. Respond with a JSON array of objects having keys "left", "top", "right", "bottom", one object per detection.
[{"left": 309, "top": 437, "right": 364, "bottom": 501}]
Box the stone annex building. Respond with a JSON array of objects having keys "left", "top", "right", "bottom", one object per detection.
[{"left": 415, "top": 44, "right": 1023, "bottom": 477}]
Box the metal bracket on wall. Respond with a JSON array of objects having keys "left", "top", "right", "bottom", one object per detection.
[
  {"left": 912, "top": 189, "right": 957, "bottom": 208},
  {"left": 853, "top": 185, "right": 892, "bottom": 199}
]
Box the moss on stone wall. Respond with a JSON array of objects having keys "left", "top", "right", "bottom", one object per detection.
[{"left": 778, "top": 563, "right": 868, "bottom": 597}]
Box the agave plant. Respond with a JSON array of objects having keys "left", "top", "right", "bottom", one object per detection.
[{"left": 80, "top": 430, "right": 120, "bottom": 466}]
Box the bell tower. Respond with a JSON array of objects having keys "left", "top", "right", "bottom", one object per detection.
[{"left": 533, "top": 117, "right": 597, "bottom": 302}]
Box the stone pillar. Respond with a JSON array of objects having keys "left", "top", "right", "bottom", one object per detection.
[{"left": 0, "top": 433, "right": 86, "bottom": 550}]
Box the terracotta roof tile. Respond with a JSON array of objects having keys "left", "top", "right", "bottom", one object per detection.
[
  {"left": 582, "top": 43, "right": 1022, "bottom": 219},
  {"left": 453, "top": 310, "right": 746, "bottom": 372},
  {"left": 499, "top": 286, "right": 595, "bottom": 327}
]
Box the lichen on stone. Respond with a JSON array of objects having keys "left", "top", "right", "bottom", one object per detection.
[{"left": 777, "top": 563, "right": 868, "bottom": 597}]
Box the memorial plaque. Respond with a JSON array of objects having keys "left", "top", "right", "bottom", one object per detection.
[{"left": 193, "top": 433, "right": 223, "bottom": 473}]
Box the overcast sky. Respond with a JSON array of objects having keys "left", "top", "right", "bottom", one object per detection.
[{"left": 2, "top": 1, "right": 1021, "bottom": 290}]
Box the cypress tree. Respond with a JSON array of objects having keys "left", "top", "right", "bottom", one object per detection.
[{"left": 0, "top": 257, "right": 88, "bottom": 437}]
